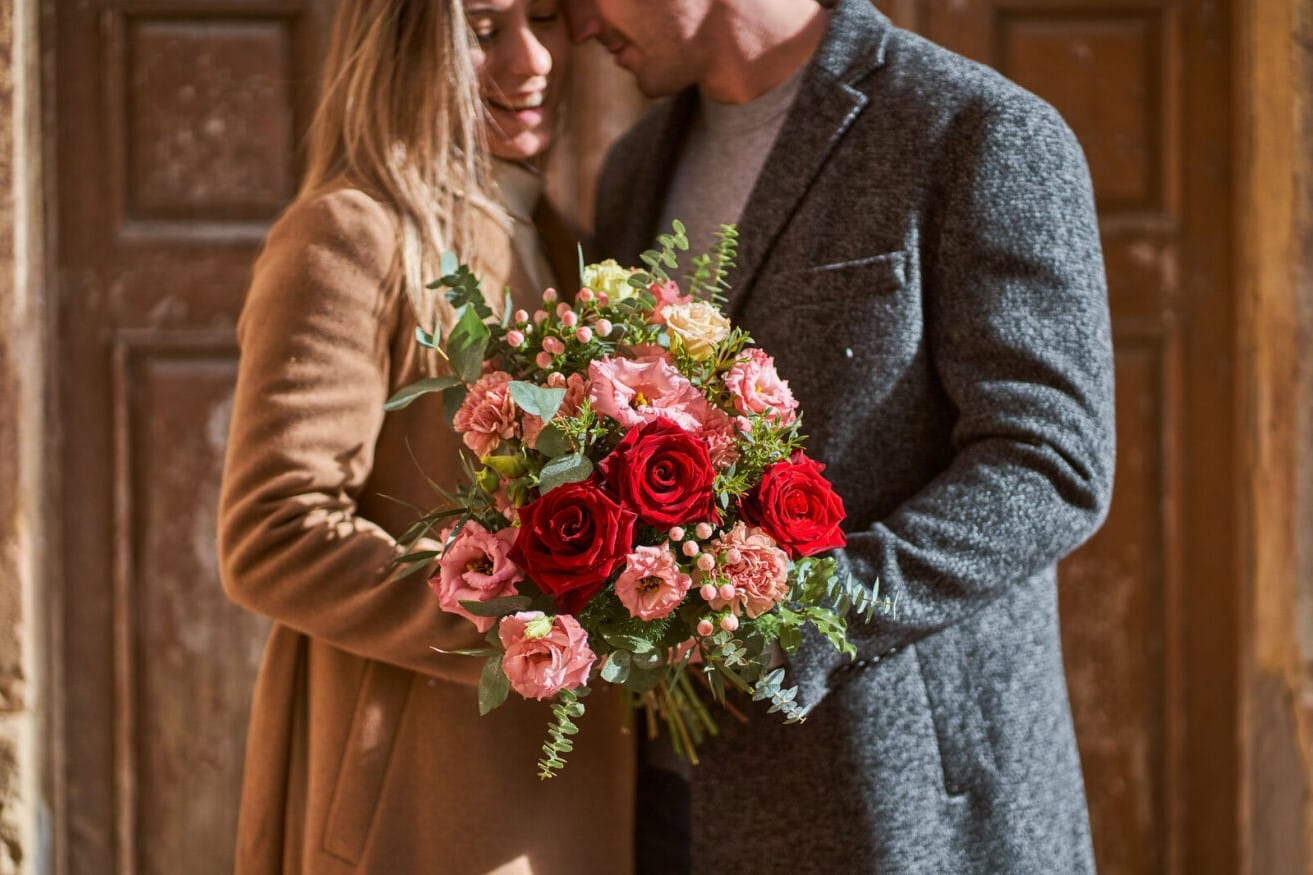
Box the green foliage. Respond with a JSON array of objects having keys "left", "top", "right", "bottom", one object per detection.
[
  {"left": 508, "top": 381, "right": 565, "bottom": 421},
  {"left": 447, "top": 305, "right": 491, "bottom": 382},
  {"left": 751, "top": 668, "right": 806, "bottom": 723},
  {"left": 538, "top": 689, "right": 586, "bottom": 780},
  {"left": 632, "top": 221, "right": 689, "bottom": 287},
  {"left": 458, "top": 595, "right": 533, "bottom": 618},
  {"left": 537, "top": 453, "right": 594, "bottom": 493},
  {"left": 384, "top": 375, "right": 463, "bottom": 411},
  {"left": 479, "top": 654, "right": 510, "bottom": 716},
  {"left": 684, "top": 224, "right": 739, "bottom": 304}
]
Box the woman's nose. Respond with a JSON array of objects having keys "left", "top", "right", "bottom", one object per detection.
[{"left": 509, "top": 23, "right": 553, "bottom": 77}]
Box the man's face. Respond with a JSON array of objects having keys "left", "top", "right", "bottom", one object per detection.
[{"left": 564, "top": 0, "right": 714, "bottom": 97}]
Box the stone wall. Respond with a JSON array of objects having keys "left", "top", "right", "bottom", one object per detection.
[{"left": 0, "top": 0, "right": 42, "bottom": 870}]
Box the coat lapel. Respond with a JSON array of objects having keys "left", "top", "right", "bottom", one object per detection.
[{"left": 725, "top": 0, "right": 892, "bottom": 317}]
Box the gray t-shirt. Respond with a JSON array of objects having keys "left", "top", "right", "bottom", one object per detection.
[{"left": 659, "top": 66, "right": 806, "bottom": 263}]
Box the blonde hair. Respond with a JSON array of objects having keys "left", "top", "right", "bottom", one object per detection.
[{"left": 300, "top": 0, "right": 507, "bottom": 339}]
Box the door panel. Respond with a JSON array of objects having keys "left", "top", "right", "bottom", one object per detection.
[
  {"left": 53, "top": 3, "right": 333, "bottom": 873},
  {"left": 875, "top": 1, "right": 1236, "bottom": 872}
]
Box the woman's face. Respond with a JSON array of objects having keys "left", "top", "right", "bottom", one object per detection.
[{"left": 466, "top": 0, "right": 570, "bottom": 162}]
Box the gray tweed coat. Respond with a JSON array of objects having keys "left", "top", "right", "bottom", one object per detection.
[{"left": 593, "top": 1, "right": 1114, "bottom": 872}]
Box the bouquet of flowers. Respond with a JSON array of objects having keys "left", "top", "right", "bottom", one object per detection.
[{"left": 388, "top": 223, "right": 878, "bottom": 778}]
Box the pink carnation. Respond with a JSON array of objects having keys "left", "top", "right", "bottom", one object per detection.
[
  {"left": 498, "top": 612, "right": 596, "bottom": 700},
  {"left": 704, "top": 522, "right": 790, "bottom": 618},
  {"left": 429, "top": 521, "right": 524, "bottom": 632},
  {"left": 587, "top": 355, "right": 719, "bottom": 433},
  {"left": 724, "top": 348, "right": 799, "bottom": 425},
  {"left": 649, "top": 279, "right": 692, "bottom": 324},
  {"left": 522, "top": 371, "right": 588, "bottom": 448},
  {"left": 452, "top": 371, "right": 518, "bottom": 457},
  {"left": 614, "top": 544, "right": 693, "bottom": 621}
]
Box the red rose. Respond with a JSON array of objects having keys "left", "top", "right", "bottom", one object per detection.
[
  {"left": 739, "top": 451, "right": 846, "bottom": 558},
  {"left": 599, "top": 417, "right": 718, "bottom": 527},
  {"left": 510, "top": 480, "right": 637, "bottom": 613}
]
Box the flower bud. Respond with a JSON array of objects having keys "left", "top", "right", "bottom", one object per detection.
[
  {"left": 724, "top": 547, "right": 742, "bottom": 566},
  {"left": 696, "top": 553, "right": 715, "bottom": 572},
  {"left": 668, "top": 526, "right": 685, "bottom": 541},
  {"left": 505, "top": 329, "right": 525, "bottom": 348},
  {"left": 542, "top": 288, "right": 558, "bottom": 304},
  {"left": 718, "top": 582, "right": 736, "bottom": 601},
  {"left": 597, "top": 292, "right": 610, "bottom": 306},
  {"left": 534, "top": 309, "right": 548, "bottom": 324},
  {"left": 697, "top": 619, "right": 715, "bottom": 637},
  {"left": 595, "top": 318, "right": 614, "bottom": 337},
  {"left": 514, "top": 309, "right": 530, "bottom": 324},
  {"left": 576, "top": 288, "right": 594, "bottom": 304},
  {"left": 682, "top": 540, "right": 700, "bottom": 558},
  {"left": 575, "top": 326, "right": 593, "bottom": 343},
  {"left": 535, "top": 351, "right": 553, "bottom": 369},
  {"left": 695, "top": 522, "right": 713, "bottom": 539},
  {"left": 699, "top": 583, "right": 718, "bottom": 602},
  {"left": 720, "top": 614, "right": 739, "bottom": 633},
  {"left": 556, "top": 302, "right": 572, "bottom": 317},
  {"left": 561, "top": 310, "right": 579, "bottom": 328},
  {"left": 543, "top": 336, "right": 565, "bottom": 355}
]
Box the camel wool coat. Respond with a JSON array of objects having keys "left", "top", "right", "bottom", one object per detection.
[{"left": 218, "top": 178, "right": 635, "bottom": 875}]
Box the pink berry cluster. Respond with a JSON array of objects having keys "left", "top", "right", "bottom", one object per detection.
[{"left": 503, "top": 287, "right": 620, "bottom": 373}]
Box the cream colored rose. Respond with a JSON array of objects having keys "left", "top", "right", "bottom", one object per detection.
[
  {"left": 664, "top": 301, "right": 731, "bottom": 360},
  {"left": 582, "top": 259, "right": 636, "bottom": 302}
]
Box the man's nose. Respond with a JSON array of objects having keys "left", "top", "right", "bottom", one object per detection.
[{"left": 562, "top": 0, "right": 602, "bottom": 44}]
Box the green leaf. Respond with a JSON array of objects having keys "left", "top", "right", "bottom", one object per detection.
[
  {"left": 508, "top": 381, "right": 566, "bottom": 421},
  {"left": 600, "top": 651, "right": 631, "bottom": 684},
  {"left": 440, "top": 251, "right": 459, "bottom": 277},
  {"left": 441, "top": 384, "right": 467, "bottom": 428},
  {"left": 478, "top": 654, "right": 510, "bottom": 715},
  {"left": 448, "top": 306, "right": 490, "bottom": 382},
  {"left": 538, "top": 453, "right": 593, "bottom": 493},
  {"left": 577, "top": 243, "right": 586, "bottom": 290},
  {"left": 621, "top": 666, "right": 663, "bottom": 694},
  {"left": 384, "top": 376, "right": 462, "bottom": 411},
  {"left": 532, "top": 424, "right": 572, "bottom": 459},
  {"left": 459, "top": 595, "right": 533, "bottom": 618},
  {"left": 601, "top": 631, "right": 655, "bottom": 654},
  {"left": 415, "top": 326, "right": 437, "bottom": 348}
]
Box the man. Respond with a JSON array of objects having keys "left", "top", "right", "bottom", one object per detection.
[{"left": 567, "top": 0, "right": 1114, "bottom": 872}]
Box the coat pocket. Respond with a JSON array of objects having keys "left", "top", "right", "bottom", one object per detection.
[
  {"left": 911, "top": 626, "right": 996, "bottom": 797},
  {"left": 784, "top": 248, "right": 909, "bottom": 294},
  {"left": 322, "top": 660, "right": 413, "bottom": 863}
]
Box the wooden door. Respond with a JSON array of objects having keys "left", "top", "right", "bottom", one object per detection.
[
  {"left": 50, "top": 3, "right": 336, "bottom": 872},
  {"left": 873, "top": 1, "right": 1239, "bottom": 873}
]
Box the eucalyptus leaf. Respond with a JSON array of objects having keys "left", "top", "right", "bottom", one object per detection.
[
  {"left": 440, "top": 251, "right": 459, "bottom": 277},
  {"left": 601, "top": 631, "right": 655, "bottom": 655},
  {"left": 621, "top": 666, "right": 663, "bottom": 694},
  {"left": 532, "top": 424, "right": 572, "bottom": 459},
  {"left": 448, "top": 306, "right": 490, "bottom": 382},
  {"left": 600, "top": 651, "right": 632, "bottom": 684},
  {"left": 441, "top": 384, "right": 467, "bottom": 428},
  {"left": 459, "top": 595, "right": 533, "bottom": 618},
  {"left": 415, "top": 326, "right": 437, "bottom": 348},
  {"left": 508, "top": 381, "right": 566, "bottom": 421},
  {"left": 384, "top": 376, "right": 462, "bottom": 411},
  {"left": 501, "top": 286, "right": 514, "bottom": 327},
  {"left": 478, "top": 654, "right": 510, "bottom": 715},
  {"left": 538, "top": 453, "right": 593, "bottom": 493}
]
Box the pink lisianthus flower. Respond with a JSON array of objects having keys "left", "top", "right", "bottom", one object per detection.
[
  {"left": 724, "top": 348, "right": 799, "bottom": 425},
  {"left": 452, "top": 371, "right": 518, "bottom": 457},
  {"left": 704, "top": 522, "right": 790, "bottom": 618},
  {"left": 498, "top": 612, "right": 596, "bottom": 700},
  {"left": 700, "top": 417, "right": 741, "bottom": 470},
  {"left": 522, "top": 371, "right": 589, "bottom": 448},
  {"left": 614, "top": 544, "right": 693, "bottom": 621},
  {"left": 648, "top": 279, "right": 692, "bottom": 324},
  {"left": 429, "top": 521, "right": 524, "bottom": 632},
  {"left": 587, "top": 355, "right": 719, "bottom": 433}
]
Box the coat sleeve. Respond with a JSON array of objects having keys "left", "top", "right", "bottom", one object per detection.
[
  {"left": 793, "top": 94, "right": 1116, "bottom": 706},
  {"left": 217, "top": 188, "right": 484, "bottom": 685}
]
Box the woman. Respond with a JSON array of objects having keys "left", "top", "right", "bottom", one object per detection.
[{"left": 217, "top": 1, "right": 634, "bottom": 872}]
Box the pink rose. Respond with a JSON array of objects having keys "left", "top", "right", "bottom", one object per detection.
[
  {"left": 704, "top": 523, "right": 790, "bottom": 618},
  {"left": 723, "top": 348, "right": 799, "bottom": 425},
  {"left": 649, "top": 279, "right": 692, "bottom": 324},
  {"left": 587, "top": 355, "right": 719, "bottom": 433},
  {"left": 614, "top": 544, "right": 693, "bottom": 621},
  {"left": 522, "top": 371, "right": 588, "bottom": 448},
  {"left": 498, "top": 612, "right": 596, "bottom": 700},
  {"left": 429, "top": 521, "right": 524, "bottom": 632},
  {"left": 452, "top": 371, "right": 518, "bottom": 457}
]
